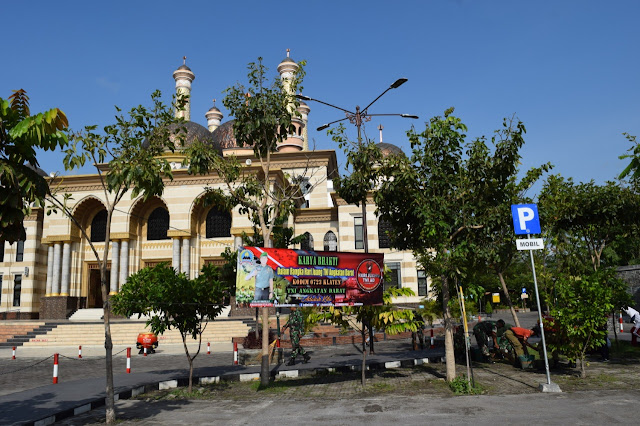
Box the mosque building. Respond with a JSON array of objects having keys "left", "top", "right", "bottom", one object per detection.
[{"left": 0, "top": 53, "right": 430, "bottom": 320}]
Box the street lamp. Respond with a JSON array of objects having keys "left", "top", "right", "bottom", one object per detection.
[{"left": 298, "top": 78, "right": 418, "bottom": 253}]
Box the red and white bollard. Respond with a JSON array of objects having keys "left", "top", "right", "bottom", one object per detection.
[
  {"left": 53, "top": 353, "right": 59, "bottom": 384},
  {"left": 126, "top": 347, "right": 131, "bottom": 373},
  {"left": 78, "top": 345, "right": 82, "bottom": 359},
  {"left": 620, "top": 312, "right": 624, "bottom": 333},
  {"left": 144, "top": 346, "right": 148, "bottom": 357},
  {"left": 207, "top": 342, "right": 210, "bottom": 355},
  {"left": 430, "top": 329, "right": 435, "bottom": 349},
  {"left": 12, "top": 346, "right": 16, "bottom": 360},
  {"left": 233, "top": 342, "right": 238, "bottom": 365}
]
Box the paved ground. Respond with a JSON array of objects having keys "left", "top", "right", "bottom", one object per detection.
[{"left": 0, "top": 311, "right": 638, "bottom": 425}]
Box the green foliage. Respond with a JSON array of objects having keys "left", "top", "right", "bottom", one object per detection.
[
  {"left": 0, "top": 89, "right": 68, "bottom": 242},
  {"left": 548, "top": 268, "right": 630, "bottom": 377},
  {"left": 112, "top": 263, "right": 231, "bottom": 389},
  {"left": 448, "top": 375, "right": 482, "bottom": 395},
  {"left": 619, "top": 132, "right": 639, "bottom": 181},
  {"left": 484, "top": 302, "right": 493, "bottom": 315}
]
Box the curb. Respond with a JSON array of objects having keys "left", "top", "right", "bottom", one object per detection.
[{"left": 30, "top": 354, "right": 445, "bottom": 426}]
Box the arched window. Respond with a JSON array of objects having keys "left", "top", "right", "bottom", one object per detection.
[
  {"left": 378, "top": 219, "right": 393, "bottom": 249},
  {"left": 323, "top": 231, "right": 337, "bottom": 252},
  {"left": 206, "top": 207, "right": 232, "bottom": 238},
  {"left": 301, "top": 232, "right": 314, "bottom": 251},
  {"left": 90, "top": 210, "right": 107, "bottom": 242},
  {"left": 147, "top": 207, "right": 169, "bottom": 240}
]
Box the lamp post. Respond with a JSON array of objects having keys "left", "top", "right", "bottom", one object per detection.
[{"left": 297, "top": 79, "right": 418, "bottom": 253}]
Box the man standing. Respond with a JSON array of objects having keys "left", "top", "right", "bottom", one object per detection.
[
  {"left": 282, "top": 306, "right": 310, "bottom": 366},
  {"left": 245, "top": 252, "right": 274, "bottom": 301}
]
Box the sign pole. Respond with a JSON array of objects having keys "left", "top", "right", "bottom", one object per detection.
[{"left": 527, "top": 234, "right": 557, "bottom": 391}]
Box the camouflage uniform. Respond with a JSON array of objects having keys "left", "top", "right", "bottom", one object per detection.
[{"left": 284, "top": 309, "right": 309, "bottom": 365}]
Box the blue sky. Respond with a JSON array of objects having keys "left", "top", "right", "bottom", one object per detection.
[{"left": 3, "top": 0, "right": 638, "bottom": 193}]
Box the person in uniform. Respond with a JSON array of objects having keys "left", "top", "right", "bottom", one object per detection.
[
  {"left": 282, "top": 306, "right": 310, "bottom": 366},
  {"left": 473, "top": 320, "right": 498, "bottom": 359},
  {"left": 245, "top": 252, "right": 274, "bottom": 301}
]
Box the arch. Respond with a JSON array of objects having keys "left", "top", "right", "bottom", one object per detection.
[
  {"left": 301, "top": 232, "right": 314, "bottom": 251},
  {"left": 71, "top": 195, "right": 107, "bottom": 229},
  {"left": 147, "top": 207, "right": 170, "bottom": 240},
  {"left": 128, "top": 195, "right": 169, "bottom": 237},
  {"left": 323, "top": 231, "right": 337, "bottom": 252}
]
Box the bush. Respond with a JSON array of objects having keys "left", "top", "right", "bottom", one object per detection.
[
  {"left": 484, "top": 302, "right": 493, "bottom": 315},
  {"left": 448, "top": 375, "right": 482, "bottom": 395},
  {"left": 242, "top": 328, "right": 277, "bottom": 349}
]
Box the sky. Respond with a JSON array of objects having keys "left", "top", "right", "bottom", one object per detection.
[{"left": 3, "top": 0, "right": 639, "bottom": 195}]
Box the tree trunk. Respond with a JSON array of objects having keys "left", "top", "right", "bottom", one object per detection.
[
  {"left": 497, "top": 271, "right": 521, "bottom": 328},
  {"left": 102, "top": 275, "right": 115, "bottom": 424},
  {"left": 181, "top": 334, "right": 194, "bottom": 392},
  {"left": 442, "top": 275, "right": 456, "bottom": 382},
  {"left": 361, "top": 328, "right": 367, "bottom": 387},
  {"left": 369, "top": 325, "right": 375, "bottom": 354},
  {"left": 260, "top": 307, "right": 270, "bottom": 387}
]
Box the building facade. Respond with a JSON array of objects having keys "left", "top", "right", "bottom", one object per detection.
[{"left": 0, "top": 54, "right": 430, "bottom": 320}]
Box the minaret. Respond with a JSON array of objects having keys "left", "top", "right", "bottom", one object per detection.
[
  {"left": 205, "top": 99, "right": 223, "bottom": 132},
  {"left": 172, "top": 56, "right": 195, "bottom": 121},
  {"left": 298, "top": 100, "right": 311, "bottom": 151},
  {"left": 277, "top": 48, "right": 299, "bottom": 100},
  {"left": 277, "top": 49, "right": 304, "bottom": 152}
]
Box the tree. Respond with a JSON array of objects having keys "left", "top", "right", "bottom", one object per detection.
[
  {"left": 112, "top": 263, "right": 230, "bottom": 391},
  {"left": 46, "top": 91, "right": 183, "bottom": 423},
  {"left": 0, "top": 89, "right": 68, "bottom": 243},
  {"left": 467, "top": 118, "right": 552, "bottom": 326},
  {"left": 307, "top": 285, "right": 419, "bottom": 386},
  {"left": 619, "top": 132, "right": 639, "bottom": 182},
  {"left": 548, "top": 269, "right": 629, "bottom": 377},
  {"left": 373, "top": 108, "right": 478, "bottom": 382},
  {"left": 185, "top": 57, "right": 307, "bottom": 386}
]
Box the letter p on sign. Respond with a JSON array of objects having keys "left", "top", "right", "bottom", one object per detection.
[{"left": 511, "top": 204, "right": 541, "bottom": 235}]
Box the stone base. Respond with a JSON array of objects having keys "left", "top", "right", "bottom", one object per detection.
[
  {"left": 40, "top": 296, "right": 83, "bottom": 320},
  {"left": 539, "top": 382, "right": 562, "bottom": 393},
  {"left": 0, "top": 312, "right": 39, "bottom": 320}
]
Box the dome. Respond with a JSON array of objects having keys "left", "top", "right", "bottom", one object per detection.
[
  {"left": 177, "top": 64, "right": 192, "bottom": 71},
  {"left": 143, "top": 121, "right": 220, "bottom": 152},
  {"left": 211, "top": 120, "right": 252, "bottom": 150},
  {"left": 378, "top": 142, "right": 404, "bottom": 157}
]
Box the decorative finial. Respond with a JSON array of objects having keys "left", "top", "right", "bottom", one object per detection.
[
  {"left": 183, "top": 56, "right": 187, "bottom": 65},
  {"left": 212, "top": 98, "right": 216, "bottom": 106},
  {"left": 378, "top": 124, "right": 384, "bottom": 143},
  {"left": 286, "top": 48, "right": 290, "bottom": 58}
]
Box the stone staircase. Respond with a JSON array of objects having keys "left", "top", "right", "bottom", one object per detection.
[
  {"left": 18, "top": 318, "right": 253, "bottom": 347},
  {"left": 0, "top": 321, "right": 62, "bottom": 347},
  {"left": 68, "top": 308, "right": 104, "bottom": 321}
]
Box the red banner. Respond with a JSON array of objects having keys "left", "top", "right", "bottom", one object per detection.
[{"left": 235, "top": 247, "right": 384, "bottom": 307}]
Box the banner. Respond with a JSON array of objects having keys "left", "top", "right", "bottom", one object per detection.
[{"left": 235, "top": 247, "right": 384, "bottom": 307}]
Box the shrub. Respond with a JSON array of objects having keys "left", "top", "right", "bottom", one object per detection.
[{"left": 242, "top": 328, "right": 276, "bottom": 349}]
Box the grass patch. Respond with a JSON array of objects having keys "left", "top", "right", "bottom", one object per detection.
[{"left": 611, "top": 340, "right": 640, "bottom": 359}]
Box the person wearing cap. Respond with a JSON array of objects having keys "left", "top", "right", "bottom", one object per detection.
[{"left": 245, "top": 252, "right": 274, "bottom": 301}]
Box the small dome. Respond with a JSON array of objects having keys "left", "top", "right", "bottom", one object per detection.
[
  {"left": 143, "top": 121, "right": 220, "bottom": 152},
  {"left": 378, "top": 142, "right": 404, "bottom": 157},
  {"left": 177, "top": 64, "right": 192, "bottom": 71},
  {"left": 212, "top": 120, "right": 251, "bottom": 150}
]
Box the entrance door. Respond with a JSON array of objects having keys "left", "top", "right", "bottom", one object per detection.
[{"left": 88, "top": 269, "right": 109, "bottom": 308}]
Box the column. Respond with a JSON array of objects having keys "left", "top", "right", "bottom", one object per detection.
[
  {"left": 172, "top": 238, "right": 181, "bottom": 271},
  {"left": 119, "top": 239, "right": 129, "bottom": 290},
  {"left": 234, "top": 236, "right": 243, "bottom": 250},
  {"left": 181, "top": 237, "right": 190, "bottom": 278},
  {"left": 45, "top": 245, "right": 54, "bottom": 296},
  {"left": 60, "top": 242, "right": 71, "bottom": 296},
  {"left": 52, "top": 242, "right": 62, "bottom": 295},
  {"left": 110, "top": 240, "right": 120, "bottom": 294}
]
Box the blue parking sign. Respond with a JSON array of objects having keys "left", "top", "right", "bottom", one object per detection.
[{"left": 511, "top": 204, "right": 541, "bottom": 235}]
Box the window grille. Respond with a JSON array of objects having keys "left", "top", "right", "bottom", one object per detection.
[
  {"left": 206, "top": 208, "right": 232, "bottom": 238},
  {"left": 147, "top": 208, "right": 170, "bottom": 241},
  {"left": 378, "top": 219, "right": 392, "bottom": 249},
  {"left": 354, "top": 217, "right": 364, "bottom": 250},
  {"left": 13, "top": 274, "right": 22, "bottom": 307},
  {"left": 90, "top": 210, "right": 108, "bottom": 242},
  {"left": 16, "top": 240, "right": 24, "bottom": 262},
  {"left": 385, "top": 262, "right": 401, "bottom": 291},
  {"left": 301, "top": 232, "right": 314, "bottom": 251},
  {"left": 418, "top": 270, "right": 428, "bottom": 297},
  {"left": 323, "top": 231, "right": 337, "bottom": 251}
]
